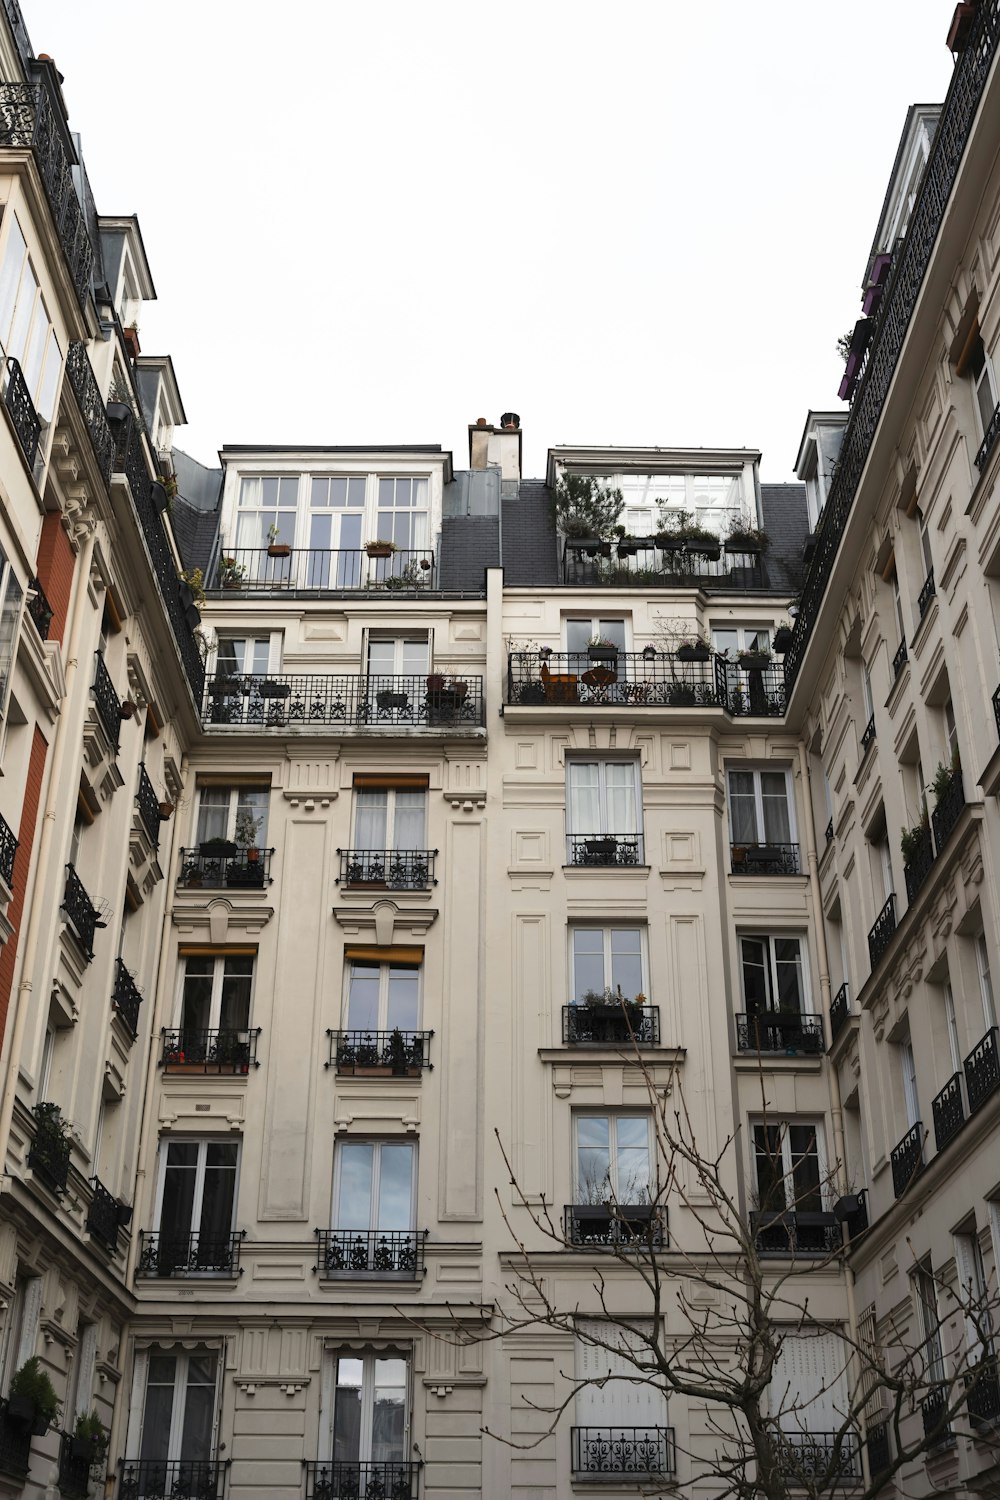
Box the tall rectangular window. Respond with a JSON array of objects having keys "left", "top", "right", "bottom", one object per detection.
[
  {"left": 131, "top": 1348, "right": 219, "bottom": 1467},
  {"left": 728, "top": 768, "right": 794, "bottom": 845},
  {"left": 570, "top": 928, "right": 644, "bottom": 1002},
  {"left": 330, "top": 1354, "right": 408, "bottom": 1468},
  {"left": 914, "top": 1261, "right": 946, "bottom": 1384},
  {"left": 354, "top": 788, "right": 426, "bottom": 852},
  {"left": 752, "top": 1123, "right": 823, "bottom": 1216},
  {"left": 574, "top": 1322, "right": 668, "bottom": 1476},
  {"left": 151, "top": 1140, "right": 239, "bottom": 1275},
  {"left": 575, "top": 1115, "right": 651, "bottom": 1206},
  {"left": 566, "top": 759, "right": 642, "bottom": 863},
  {"left": 977, "top": 934, "right": 997, "bottom": 1030}
]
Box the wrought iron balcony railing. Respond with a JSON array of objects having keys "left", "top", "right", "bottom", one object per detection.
[
  {"left": 315, "top": 1228, "right": 426, "bottom": 1278},
  {"left": 932, "top": 1072, "right": 965, "bottom": 1152},
  {"left": 0, "top": 1397, "right": 31, "bottom": 1479},
  {"left": 65, "top": 342, "right": 115, "bottom": 487},
  {"left": 783, "top": 2, "right": 1000, "bottom": 696},
  {"left": 0, "top": 809, "right": 17, "bottom": 887},
  {"left": 3, "top": 355, "right": 40, "bottom": 468},
  {"left": 87, "top": 1175, "right": 123, "bottom": 1252},
  {"left": 829, "top": 983, "right": 850, "bottom": 1045},
  {"left": 203, "top": 672, "right": 485, "bottom": 730},
  {"left": 507, "top": 649, "right": 725, "bottom": 708},
  {"left": 774, "top": 1431, "right": 861, "bottom": 1482},
  {"left": 890, "top": 1122, "right": 924, "bottom": 1199},
  {"left": 212, "top": 547, "right": 436, "bottom": 594},
  {"left": 562, "top": 1003, "right": 659, "bottom": 1046},
  {"left": 892, "top": 639, "right": 908, "bottom": 679},
  {"left": 27, "top": 1102, "right": 70, "bottom": 1194},
  {"left": 135, "top": 763, "right": 162, "bottom": 847},
  {"left": 118, "top": 1458, "right": 227, "bottom": 1500},
  {"left": 562, "top": 535, "right": 767, "bottom": 590},
  {"left": 965, "top": 1355, "right": 1000, "bottom": 1432},
  {"left": 904, "top": 824, "right": 935, "bottom": 905},
  {"left": 136, "top": 1230, "right": 245, "bottom": 1278},
  {"left": 842, "top": 1188, "right": 869, "bottom": 1243},
  {"left": 994, "top": 684, "right": 1000, "bottom": 742},
  {"left": 179, "top": 846, "right": 274, "bottom": 889},
  {"left": 751, "top": 1210, "right": 842, "bottom": 1256},
  {"left": 920, "top": 1383, "right": 952, "bottom": 1444},
  {"left": 730, "top": 841, "right": 801, "bottom": 876},
  {"left": 825, "top": 817, "right": 834, "bottom": 844},
  {"left": 861, "top": 714, "right": 876, "bottom": 752},
  {"left": 564, "top": 1203, "right": 667, "bottom": 1250},
  {"left": 92, "top": 650, "right": 123, "bottom": 752},
  {"left": 964, "top": 1025, "right": 1000, "bottom": 1115},
  {"left": 566, "top": 833, "right": 643, "bottom": 867},
  {"left": 112, "top": 958, "right": 143, "bottom": 1041},
  {"left": 327, "top": 1029, "right": 433, "bottom": 1074},
  {"left": 917, "top": 568, "right": 936, "bottom": 619},
  {"left": 976, "top": 401, "right": 1000, "bottom": 471},
  {"left": 26, "top": 574, "right": 53, "bottom": 639},
  {"left": 62, "top": 862, "right": 104, "bottom": 960},
  {"left": 0, "top": 83, "right": 93, "bottom": 304},
  {"left": 336, "top": 848, "right": 437, "bottom": 890},
  {"left": 570, "top": 1427, "right": 676, "bottom": 1477},
  {"left": 931, "top": 765, "right": 965, "bottom": 853},
  {"left": 160, "top": 1028, "right": 261, "bottom": 1074},
  {"left": 57, "top": 1432, "right": 91, "bottom": 1499},
  {"left": 867, "top": 894, "right": 896, "bottom": 972},
  {"left": 303, "top": 1460, "right": 420, "bottom": 1500},
  {"left": 736, "top": 1012, "right": 824, "bottom": 1055},
  {"left": 865, "top": 1420, "right": 891, "bottom": 1479}
]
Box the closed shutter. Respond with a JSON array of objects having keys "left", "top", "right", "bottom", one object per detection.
[
  {"left": 575, "top": 1321, "right": 666, "bottom": 1429},
  {"left": 771, "top": 1330, "right": 848, "bottom": 1432}
]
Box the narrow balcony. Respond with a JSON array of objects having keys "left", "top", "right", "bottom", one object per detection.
[
  {"left": 327, "top": 1029, "right": 433, "bottom": 1075},
  {"left": 892, "top": 639, "right": 908, "bottom": 679},
  {"left": 750, "top": 1210, "right": 841, "bottom": 1256},
  {"left": 315, "top": 1227, "right": 426, "bottom": 1278},
  {"left": 736, "top": 1012, "right": 824, "bottom": 1055},
  {"left": 27, "top": 1102, "right": 70, "bottom": 1194},
  {"left": 212, "top": 546, "right": 435, "bottom": 594},
  {"left": 730, "top": 841, "right": 801, "bottom": 876},
  {"left": 563, "top": 1203, "right": 667, "bottom": 1251},
  {"left": 0, "top": 82, "right": 93, "bottom": 304},
  {"left": 570, "top": 1427, "right": 676, "bottom": 1479},
  {"left": 3, "top": 354, "right": 42, "bottom": 466},
  {"left": 566, "top": 833, "right": 643, "bottom": 867},
  {"left": 903, "top": 824, "right": 935, "bottom": 904},
  {"left": 976, "top": 401, "right": 1000, "bottom": 471},
  {"left": 965, "top": 1356, "right": 1000, "bottom": 1432},
  {"left": 825, "top": 817, "right": 834, "bottom": 844},
  {"left": 26, "top": 575, "right": 53, "bottom": 639},
  {"left": 57, "top": 1432, "right": 91, "bottom": 1499},
  {"left": 964, "top": 1025, "right": 1000, "bottom": 1115},
  {"left": 931, "top": 765, "right": 965, "bottom": 852},
  {"left": 336, "top": 848, "right": 437, "bottom": 891},
  {"left": 62, "top": 863, "right": 104, "bottom": 961},
  {"left": 0, "top": 810, "right": 17, "bottom": 887},
  {"left": 861, "top": 714, "right": 877, "bottom": 752},
  {"left": 179, "top": 845, "right": 274, "bottom": 890},
  {"left": 112, "top": 958, "right": 143, "bottom": 1041},
  {"left": 91, "top": 651, "right": 123, "bottom": 754},
  {"left": 134, "top": 763, "right": 162, "bottom": 849},
  {"left": 118, "top": 1459, "right": 227, "bottom": 1500},
  {"left": 890, "top": 1122, "right": 924, "bottom": 1199},
  {"left": 303, "top": 1460, "right": 420, "bottom": 1500},
  {"left": 867, "top": 894, "right": 896, "bottom": 971},
  {"left": 865, "top": 1420, "right": 891, "bottom": 1478},
  {"left": 917, "top": 568, "right": 936, "bottom": 619},
  {"left": 136, "top": 1230, "right": 245, "bottom": 1278},
  {"left": 203, "top": 672, "right": 485, "bottom": 731},
  {"left": 932, "top": 1072, "right": 965, "bottom": 1152},
  {"left": 994, "top": 684, "right": 1000, "bottom": 742},
  {"left": 86, "top": 1176, "right": 123, "bottom": 1252},
  {"left": 562, "top": 1003, "right": 660, "bottom": 1046},
  {"left": 775, "top": 1432, "right": 861, "bottom": 1483},
  {"left": 562, "top": 535, "right": 767, "bottom": 590},
  {"left": 0, "top": 1398, "right": 31, "bottom": 1480},
  {"left": 920, "top": 1383, "right": 952, "bottom": 1444},
  {"left": 507, "top": 649, "right": 724, "bottom": 708},
  {"left": 160, "top": 1027, "right": 261, "bottom": 1074},
  {"left": 829, "top": 983, "right": 850, "bottom": 1045},
  {"left": 65, "top": 343, "right": 114, "bottom": 486}
]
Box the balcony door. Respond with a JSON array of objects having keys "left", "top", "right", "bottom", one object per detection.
[
  {"left": 752, "top": 1123, "right": 823, "bottom": 1218},
  {"left": 740, "top": 937, "right": 806, "bottom": 1021},
  {"left": 575, "top": 1115, "right": 651, "bottom": 1206},
  {"left": 308, "top": 476, "right": 366, "bottom": 587},
  {"left": 333, "top": 1141, "right": 415, "bottom": 1237},
  {"left": 177, "top": 955, "right": 253, "bottom": 1056},
  {"left": 728, "top": 769, "right": 793, "bottom": 849},
  {"left": 566, "top": 760, "right": 642, "bottom": 861},
  {"left": 154, "top": 1140, "right": 239, "bottom": 1272},
  {"left": 575, "top": 1322, "right": 666, "bottom": 1462},
  {"left": 133, "top": 1348, "right": 219, "bottom": 1471},
  {"left": 367, "top": 637, "right": 429, "bottom": 682},
  {"left": 344, "top": 963, "right": 420, "bottom": 1034},
  {"left": 354, "top": 789, "right": 425, "bottom": 853},
  {"left": 330, "top": 1354, "right": 408, "bottom": 1468}
]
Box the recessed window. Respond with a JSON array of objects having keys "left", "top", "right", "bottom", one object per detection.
[
  {"left": 570, "top": 927, "right": 644, "bottom": 1001},
  {"left": 125, "top": 1348, "right": 220, "bottom": 1475},
  {"left": 146, "top": 1140, "right": 240, "bottom": 1276},
  {"left": 216, "top": 635, "right": 271, "bottom": 676},
  {"left": 325, "top": 1141, "right": 419, "bottom": 1274},
  {"left": 728, "top": 768, "right": 797, "bottom": 872},
  {"left": 737, "top": 937, "right": 817, "bottom": 1053},
  {"left": 575, "top": 1114, "right": 651, "bottom": 1205},
  {"left": 163, "top": 954, "right": 258, "bottom": 1072},
  {"left": 566, "top": 759, "right": 643, "bottom": 865},
  {"left": 330, "top": 1354, "right": 409, "bottom": 1470}
]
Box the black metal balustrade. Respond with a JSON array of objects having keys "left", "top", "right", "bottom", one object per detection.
[
  {"left": 904, "top": 824, "right": 935, "bottom": 904},
  {"left": 505, "top": 649, "right": 786, "bottom": 715},
  {"left": 65, "top": 342, "right": 115, "bottom": 486},
  {"left": 0, "top": 83, "right": 93, "bottom": 303},
  {"left": 203, "top": 672, "right": 485, "bottom": 730},
  {"left": 783, "top": 1, "right": 1000, "bottom": 697},
  {"left": 731, "top": 842, "right": 801, "bottom": 875},
  {"left": 736, "top": 1012, "right": 824, "bottom": 1055},
  {"left": 570, "top": 1427, "right": 676, "bottom": 1477},
  {"left": 892, "top": 639, "right": 908, "bottom": 679},
  {"left": 213, "top": 547, "right": 436, "bottom": 594},
  {"left": 136, "top": 1230, "right": 245, "bottom": 1278},
  {"left": 179, "top": 847, "right": 274, "bottom": 889},
  {"left": 931, "top": 766, "right": 965, "bottom": 852},
  {"left": 564, "top": 1204, "right": 667, "bottom": 1250},
  {"left": 866, "top": 1420, "right": 891, "bottom": 1478},
  {"left": 976, "top": 401, "right": 1000, "bottom": 471},
  {"left": 57, "top": 1433, "right": 91, "bottom": 1499},
  {"left": 917, "top": 568, "right": 936, "bottom": 619},
  {"left": 825, "top": 817, "right": 834, "bottom": 844},
  {"left": 27, "top": 1102, "right": 70, "bottom": 1193},
  {"left": 750, "top": 1211, "right": 842, "bottom": 1256},
  {"left": 26, "top": 575, "right": 53, "bottom": 639},
  {"left": 303, "top": 1459, "right": 420, "bottom": 1500},
  {"left": 315, "top": 1228, "right": 426, "bottom": 1277},
  {"left": 829, "top": 983, "right": 850, "bottom": 1045},
  {"left": 135, "top": 763, "right": 161, "bottom": 847},
  {"left": 965, "top": 1356, "right": 1000, "bottom": 1432},
  {"left": 92, "top": 651, "right": 123, "bottom": 752},
  {"left": 861, "top": 714, "right": 877, "bottom": 752},
  {"left": 0, "top": 1398, "right": 31, "bottom": 1479},
  {"left": 336, "top": 848, "right": 437, "bottom": 890},
  {"left": 562, "top": 535, "right": 767, "bottom": 590},
  {"left": 62, "top": 862, "right": 103, "bottom": 960},
  {"left": 843, "top": 1188, "right": 869, "bottom": 1243},
  {"left": 0, "top": 810, "right": 17, "bottom": 887},
  {"left": 2, "top": 0, "right": 32, "bottom": 69},
  {"left": 921, "top": 1384, "right": 951, "bottom": 1443},
  {"left": 890, "top": 1122, "right": 924, "bottom": 1199},
  {"left": 774, "top": 1432, "right": 861, "bottom": 1482},
  {"left": 118, "top": 1458, "right": 227, "bottom": 1500},
  {"left": 932, "top": 1072, "right": 966, "bottom": 1151},
  {"left": 994, "top": 685, "right": 1000, "bottom": 741},
  {"left": 328, "top": 1029, "right": 433, "bottom": 1074},
  {"left": 566, "top": 833, "right": 643, "bottom": 867},
  {"left": 112, "top": 958, "right": 143, "bottom": 1041},
  {"left": 160, "top": 1028, "right": 261, "bottom": 1074},
  {"left": 964, "top": 1026, "right": 1000, "bottom": 1115},
  {"left": 562, "top": 1004, "right": 660, "bottom": 1046},
  {"left": 87, "top": 1175, "right": 122, "bottom": 1252},
  {"left": 867, "top": 894, "right": 896, "bottom": 971},
  {"left": 3, "top": 355, "right": 40, "bottom": 468}
]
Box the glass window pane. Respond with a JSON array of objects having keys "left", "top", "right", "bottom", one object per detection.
[
  {"left": 219, "top": 958, "right": 253, "bottom": 1031},
  {"left": 609, "top": 930, "right": 643, "bottom": 998},
  {"left": 572, "top": 929, "right": 605, "bottom": 1001},
  {"left": 0, "top": 214, "right": 26, "bottom": 348},
  {"left": 336, "top": 1143, "right": 374, "bottom": 1230},
  {"left": 139, "top": 1381, "right": 174, "bottom": 1463},
  {"left": 333, "top": 1363, "right": 363, "bottom": 1464},
  {"left": 180, "top": 960, "right": 213, "bottom": 1034},
  {"left": 392, "top": 791, "right": 425, "bottom": 849},
  {"left": 773, "top": 940, "right": 804, "bottom": 1014},
  {"left": 567, "top": 763, "right": 601, "bottom": 835},
  {"left": 577, "top": 1117, "right": 610, "bottom": 1201},
  {"left": 356, "top": 790, "right": 388, "bottom": 850},
  {"left": 386, "top": 968, "right": 419, "bottom": 1031},
  {"left": 196, "top": 788, "right": 230, "bottom": 844},
  {"left": 760, "top": 772, "right": 791, "bottom": 843},
  {"left": 376, "top": 1144, "right": 413, "bottom": 1230},
  {"left": 604, "top": 763, "right": 637, "bottom": 834},
  {"left": 788, "top": 1126, "right": 821, "bottom": 1211},
  {"left": 741, "top": 938, "right": 771, "bottom": 1014},
  {"left": 346, "top": 965, "right": 380, "bottom": 1030}
]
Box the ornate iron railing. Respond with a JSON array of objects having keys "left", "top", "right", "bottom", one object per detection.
[
  {"left": 507, "top": 649, "right": 724, "bottom": 708},
  {"left": 136, "top": 1230, "right": 245, "bottom": 1278},
  {"left": 843, "top": 1188, "right": 869, "bottom": 1243},
  {"left": 213, "top": 547, "right": 436, "bottom": 593},
  {"left": 890, "top": 1122, "right": 924, "bottom": 1199},
  {"left": 0, "top": 809, "right": 17, "bottom": 887},
  {"left": 562, "top": 1004, "right": 660, "bottom": 1046},
  {"left": 160, "top": 1028, "right": 261, "bottom": 1073},
  {"left": 866, "top": 1420, "right": 890, "bottom": 1477},
  {"left": 731, "top": 841, "right": 801, "bottom": 876},
  {"left": 570, "top": 1427, "right": 676, "bottom": 1477},
  {"left": 564, "top": 1204, "right": 667, "bottom": 1250},
  {"left": 751, "top": 1211, "right": 842, "bottom": 1256},
  {"left": 0, "top": 1397, "right": 31, "bottom": 1479},
  {"left": 57, "top": 1433, "right": 91, "bottom": 1499},
  {"left": 65, "top": 342, "right": 114, "bottom": 485},
  {"left": 203, "top": 672, "right": 484, "bottom": 730},
  {"left": 931, "top": 765, "right": 965, "bottom": 852},
  {"left": 829, "top": 983, "right": 850, "bottom": 1045},
  {"left": 566, "top": 833, "right": 643, "bottom": 867},
  {"left": 112, "top": 958, "right": 143, "bottom": 1040},
  {"left": 965, "top": 1356, "right": 1000, "bottom": 1431},
  {"left": 27, "top": 1102, "right": 70, "bottom": 1193},
  {"left": 302, "top": 1460, "right": 420, "bottom": 1500},
  {"left": 994, "top": 685, "right": 1000, "bottom": 741},
  {"left": 62, "top": 862, "right": 102, "bottom": 960},
  {"left": 736, "top": 1012, "right": 824, "bottom": 1055},
  {"left": 892, "top": 639, "right": 908, "bottom": 679},
  {"left": 327, "top": 1029, "right": 433, "bottom": 1073},
  {"left": 87, "top": 1176, "right": 121, "bottom": 1252},
  {"left": 92, "top": 651, "right": 123, "bottom": 752},
  {"left": 336, "top": 848, "right": 437, "bottom": 890},
  {"left": 179, "top": 847, "right": 274, "bottom": 889},
  {"left": 917, "top": 568, "right": 936, "bottom": 619},
  {"left": 118, "top": 1458, "right": 227, "bottom": 1500},
  {"left": 783, "top": 0, "right": 1000, "bottom": 696},
  {"left": 135, "top": 763, "right": 161, "bottom": 847},
  {"left": 920, "top": 1383, "right": 951, "bottom": 1443},
  {"left": 774, "top": 1431, "right": 861, "bottom": 1482},
  {"left": 825, "top": 817, "right": 834, "bottom": 844},
  {"left": 976, "top": 401, "right": 1000, "bottom": 471},
  {"left": 964, "top": 1025, "right": 1000, "bottom": 1115},
  {"left": 867, "top": 894, "right": 896, "bottom": 971},
  {"left": 932, "top": 1072, "right": 965, "bottom": 1152},
  {"left": 562, "top": 536, "right": 767, "bottom": 590},
  {"left": 861, "top": 714, "right": 877, "bottom": 752},
  {"left": 0, "top": 83, "right": 93, "bottom": 303},
  {"left": 3, "top": 355, "right": 40, "bottom": 468},
  {"left": 2, "top": 0, "right": 32, "bottom": 67},
  {"left": 315, "top": 1228, "right": 426, "bottom": 1277},
  {"left": 904, "top": 824, "right": 935, "bottom": 904},
  {"left": 26, "top": 574, "right": 53, "bottom": 639}
]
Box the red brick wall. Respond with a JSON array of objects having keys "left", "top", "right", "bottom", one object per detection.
[
  {"left": 34, "top": 513, "right": 74, "bottom": 642},
  {"left": 0, "top": 725, "right": 49, "bottom": 1047}
]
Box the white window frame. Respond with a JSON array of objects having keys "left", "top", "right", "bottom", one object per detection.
[
  {"left": 366, "top": 634, "right": 430, "bottom": 677},
  {"left": 861, "top": 660, "right": 875, "bottom": 722},
  {"left": 331, "top": 1139, "right": 417, "bottom": 1234},
  {"left": 574, "top": 1320, "right": 666, "bottom": 1442},
  {"left": 739, "top": 934, "right": 811, "bottom": 1017},
  {"left": 152, "top": 1137, "right": 241, "bottom": 1248},
  {"left": 569, "top": 926, "right": 646, "bottom": 1003},
  {"left": 175, "top": 953, "right": 255, "bottom": 1036},
  {"left": 342, "top": 960, "right": 421, "bottom": 1034},
  {"left": 565, "top": 758, "right": 643, "bottom": 856},
  {"left": 322, "top": 1351, "right": 411, "bottom": 1467},
  {"left": 212, "top": 633, "right": 279, "bottom": 677},
  {"left": 971, "top": 341, "right": 999, "bottom": 436},
  {"left": 564, "top": 616, "right": 629, "bottom": 654},
  {"left": 943, "top": 981, "right": 962, "bottom": 1075},
  {"left": 727, "top": 766, "right": 796, "bottom": 847},
  {"left": 953, "top": 1221, "right": 993, "bottom": 1359},
  {"left": 352, "top": 787, "right": 427, "bottom": 851},
  {"left": 751, "top": 1119, "right": 828, "bottom": 1213},
  {"left": 233, "top": 473, "right": 432, "bottom": 556},
  {"left": 125, "top": 1346, "right": 222, "bottom": 1464},
  {"left": 900, "top": 1037, "right": 920, "bottom": 1130},
  {"left": 194, "top": 785, "right": 270, "bottom": 848},
  {"left": 574, "top": 1113, "right": 653, "bottom": 1206},
  {"left": 0, "top": 1275, "right": 41, "bottom": 1391},
  {"left": 976, "top": 934, "right": 997, "bottom": 1030},
  {"left": 914, "top": 1261, "right": 946, "bottom": 1384}
]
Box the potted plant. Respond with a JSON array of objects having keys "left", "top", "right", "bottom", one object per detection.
[
  {"left": 553, "top": 474, "right": 624, "bottom": 544},
  {"left": 667, "top": 683, "right": 698, "bottom": 706},
  {"left": 419, "top": 557, "right": 432, "bottom": 571},
  {"left": 8, "top": 1356, "right": 61, "bottom": 1435},
  {"left": 72, "top": 1408, "right": 108, "bottom": 1464},
  {"left": 158, "top": 799, "right": 175, "bottom": 820},
  {"left": 580, "top": 987, "right": 643, "bottom": 1041},
  {"left": 737, "top": 647, "right": 773, "bottom": 671},
  {"left": 900, "top": 808, "right": 931, "bottom": 865},
  {"left": 725, "top": 515, "right": 771, "bottom": 554},
  {"left": 365, "top": 539, "right": 398, "bottom": 559},
  {"left": 161, "top": 472, "right": 179, "bottom": 501},
  {"left": 377, "top": 688, "right": 410, "bottom": 710},
  {"left": 200, "top": 835, "right": 238, "bottom": 859},
  {"left": 931, "top": 752, "right": 961, "bottom": 802},
  {"left": 218, "top": 556, "right": 245, "bottom": 589},
  {"left": 235, "top": 807, "right": 263, "bottom": 860},
  {"left": 426, "top": 673, "right": 446, "bottom": 692},
  {"left": 587, "top": 635, "right": 619, "bottom": 663},
  {"left": 772, "top": 625, "right": 794, "bottom": 654},
  {"left": 388, "top": 1028, "right": 410, "bottom": 1075},
  {"left": 266, "top": 523, "right": 291, "bottom": 559},
  {"left": 676, "top": 633, "right": 711, "bottom": 662}
]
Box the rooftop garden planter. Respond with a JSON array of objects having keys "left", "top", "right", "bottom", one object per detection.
[{"left": 725, "top": 531, "right": 769, "bottom": 554}]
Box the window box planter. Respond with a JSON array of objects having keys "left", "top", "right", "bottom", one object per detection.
[
  {"left": 266, "top": 543, "right": 291, "bottom": 558},
  {"left": 737, "top": 652, "right": 771, "bottom": 671},
  {"left": 667, "top": 684, "right": 697, "bottom": 706},
  {"left": 616, "top": 538, "right": 639, "bottom": 557},
  {"left": 948, "top": 2, "right": 977, "bottom": 51},
  {"left": 772, "top": 626, "right": 793, "bottom": 653},
  {"left": 725, "top": 535, "right": 766, "bottom": 555},
  {"left": 684, "top": 540, "right": 721, "bottom": 560},
  {"left": 376, "top": 690, "right": 409, "bottom": 711},
  {"left": 207, "top": 677, "right": 238, "bottom": 697},
  {"left": 199, "top": 839, "right": 237, "bottom": 859},
  {"left": 70, "top": 1436, "right": 94, "bottom": 1462},
  {"left": 587, "top": 644, "right": 619, "bottom": 663},
  {"left": 365, "top": 542, "right": 396, "bottom": 559},
  {"left": 226, "top": 865, "right": 266, "bottom": 889},
  {"left": 259, "top": 680, "right": 291, "bottom": 700},
  {"left": 584, "top": 837, "right": 618, "bottom": 857},
  {"left": 676, "top": 643, "right": 710, "bottom": 661}
]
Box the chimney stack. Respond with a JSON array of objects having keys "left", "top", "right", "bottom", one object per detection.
[{"left": 467, "top": 412, "right": 522, "bottom": 480}]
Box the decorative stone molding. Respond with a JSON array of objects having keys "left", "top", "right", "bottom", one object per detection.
[
  {"left": 172, "top": 897, "right": 274, "bottom": 942},
  {"left": 332, "top": 899, "right": 438, "bottom": 946}
]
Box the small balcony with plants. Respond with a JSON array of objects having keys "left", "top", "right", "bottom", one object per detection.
[
  {"left": 566, "top": 833, "right": 644, "bottom": 867},
  {"left": 118, "top": 1460, "right": 227, "bottom": 1500},
  {"left": 26, "top": 1102, "right": 71, "bottom": 1195},
  {"left": 86, "top": 1176, "right": 129, "bottom": 1253},
  {"left": 0, "top": 1357, "right": 60, "bottom": 1477},
  {"left": 211, "top": 539, "right": 435, "bottom": 595},
  {"left": 730, "top": 841, "right": 801, "bottom": 876},
  {"left": 160, "top": 1027, "right": 261, "bottom": 1075},
  {"left": 58, "top": 1412, "right": 108, "bottom": 1500},
  {"left": 562, "top": 989, "right": 659, "bottom": 1046},
  {"left": 327, "top": 1027, "right": 433, "bottom": 1076},
  {"left": 180, "top": 804, "right": 273, "bottom": 889},
  {"left": 202, "top": 671, "right": 485, "bottom": 733},
  {"left": 735, "top": 1010, "right": 824, "bottom": 1056},
  {"left": 750, "top": 1208, "right": 841, "bottom": 1256},
  {"left": 563, "top": 1202, "right": 667, "bottom": 1251},
  {"left": 900, "top": 757, "right": 967, "bottom": 908}
]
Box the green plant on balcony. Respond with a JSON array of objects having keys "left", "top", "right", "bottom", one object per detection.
[
  {"left": 654, "top": 506, "right": 720, "bottom": 553},
  {"left": 217, "top": 555, "right": 245, "bottom": 588},
  {"left": 554, "top": 473, "right": 623, "bottom": 540},
  {"left": 8, "top": 1356, "right": 61, "bottom": 1435},
  {"left": 900, "top": 808, "right": 930, "bottom": 864},
  {"left": 725, "top": 512, "right": 770, "bottom": 552},
  {"left": 931, "top": 749, "right": 960, "bottom": 802},
  {"left": 179, "top": 567, "right": 206, "bottom": 606},
  {"left": 72, "top": 1408, "right": 108, "bottom": 1465}
]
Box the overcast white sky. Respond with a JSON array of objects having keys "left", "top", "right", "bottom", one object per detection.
[{"left": 36, "top": 0, "right": 954, "bottom": 481}]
